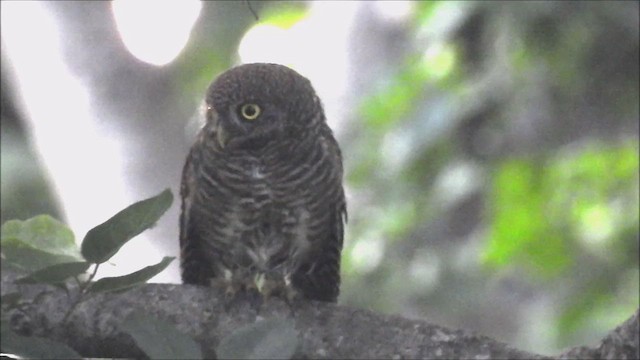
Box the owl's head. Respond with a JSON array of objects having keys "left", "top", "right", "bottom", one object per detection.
[{"left": 204, "top": 63, "right": 324, "bottom": 150}]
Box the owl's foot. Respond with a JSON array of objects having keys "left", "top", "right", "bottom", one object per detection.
[
  {"left": 221, "top": 286, "right": 263, "bottom": 313},
  {"left": 221, "top": 281, "right": 241, "bottom": 312},
  {"left": 215, "top": 271, "right": 302, "bottom": 315},
  {"left": 243, "top": 280, "right": 265, "bottom": 312},
  {"left": 214, "top": 273, "right": 263, "bottom": 313},
  {"left": 259, "top": 273, "right": 302, "bottom": 316}
]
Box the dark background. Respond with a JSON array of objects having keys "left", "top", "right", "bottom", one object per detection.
[{"left": 1, "top": 1, "right": 638, "bottom": 355}]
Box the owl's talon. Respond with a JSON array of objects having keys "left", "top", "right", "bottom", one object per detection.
[
  {"left": 222, "top": 285, "right": 240, "bottom": 312},
  {"left": 284, "top": 287, "right": 303, "bottom": 317},
  {"left": 260, "top": 273, "right": 286, "bottom": 299},
  {"left": 244, "top": 286, "right": 263, "bottom": 312}
]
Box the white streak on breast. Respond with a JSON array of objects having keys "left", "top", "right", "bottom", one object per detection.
[
  {"left": 219, "top": 209, "right": 246, "bottom": 242},
  {"left": 251, "top": 164, "right": 265, "bottom": 179}
]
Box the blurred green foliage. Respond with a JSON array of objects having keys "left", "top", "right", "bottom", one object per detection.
[
  {"left": 258, "top": 1, "right": 308, "bottom": 29},
  {"left": 485, "top": 157, "right": 572, "bottom": 276},
  {"left": 0, "top": 125, "right": 62, "bottom": 224},
  {"left": 485, "top": 141, "right": 639, "bottom": 276},
  {"left": 336, "top": 1, "right": 638, "bottom": 354},
  {"left": 484, "top": 142, "right": 639, "bottom": 346}
]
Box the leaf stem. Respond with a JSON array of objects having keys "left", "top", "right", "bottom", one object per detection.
[{"left": 61, "top": 263, "right": 99, "bottom": 324}]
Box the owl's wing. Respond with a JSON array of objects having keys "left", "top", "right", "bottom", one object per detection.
[
  {"left": 179, "top": 144, "right": 216, "bottom": 285},
  {"left": 291, "top": 126, "right": 347, "bottom": 302}
]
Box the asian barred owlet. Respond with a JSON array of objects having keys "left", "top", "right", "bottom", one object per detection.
[{"left": 180, "top": 63, "right": 346, "bottom": 302}]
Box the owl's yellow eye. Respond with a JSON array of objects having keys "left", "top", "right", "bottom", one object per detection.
[{"left": 240, "top": 103, "right": 261, "bottom": 120}]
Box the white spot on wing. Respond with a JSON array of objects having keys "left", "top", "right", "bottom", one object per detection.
[
  {"left": 251, "top": 164, "right": 265, "bottom": 179},
  {"left": 223, "top": 268, "right": 233, "bottom": 281}
]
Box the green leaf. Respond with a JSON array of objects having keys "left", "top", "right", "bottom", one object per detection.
[
  {"left": 14, "top": 261, "right": 90, "bottom": 285},
  {"left": 1, "top": 237, "right": 81, "bottom": 273},
  {"left": 1, "top": 321, "right": 82, "bottom": 359},
  {"left": 121, "top": 312, "right": 202, "bottom": 360},
  {"left": 81, "top": 189, "right": 173, "bottom": 264},
  {"left": 88, "top": 256, "right": 174, "bottom": 293},
  {"left": 216, "top": 318, "right": 298, "bottom": 360},
  {"left": 1, "top": 215, "right": 82, "bottom": 272},
  {"left": 1, "top": 215, "right": 78, "bottom": 255}
]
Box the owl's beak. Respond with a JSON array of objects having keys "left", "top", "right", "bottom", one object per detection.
[
  {"left": 208, "top": 108, "right": 228, "bottom": 149},
  {"left": 215, "top": 122, "right": 228, "bottom": 149}
]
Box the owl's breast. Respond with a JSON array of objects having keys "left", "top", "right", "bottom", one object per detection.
[
  {"left": 194, "top": 147, "right": 315, "bottom": 272},
  {"left": 240, "top": 156, "right": 313, "bottom": 270}
]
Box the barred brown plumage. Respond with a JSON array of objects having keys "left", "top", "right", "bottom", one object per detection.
[{"left": 179, "top": 63, "right": 346, "bottom": 302}]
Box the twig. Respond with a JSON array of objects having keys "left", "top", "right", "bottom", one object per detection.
[
  {"left": 61, "top": 264, "right": 99, "bottom": 324},
  {"left": 246, "top": 0, "right": 259, "bottom": 21}
]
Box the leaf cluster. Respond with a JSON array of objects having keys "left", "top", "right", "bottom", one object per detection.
[
  {"left": 0, "top": 189, "right": 300, "bottom": 359},
  {"left": 1, "top": 189, "right": 176, "bottom": 358}
]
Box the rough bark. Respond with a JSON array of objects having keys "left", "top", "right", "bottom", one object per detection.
[
  {"left": 1, "top": 271, "right": 637, "bottom": 359},
  {"left": 558, "top": 309, "right": 639, "bottom": 360}
]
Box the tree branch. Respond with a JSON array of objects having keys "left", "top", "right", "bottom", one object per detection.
[{"left": 2, "top": 270, "right": 637, "bottom": 359}]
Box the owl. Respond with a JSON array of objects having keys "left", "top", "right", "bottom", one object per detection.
[{"left": 179, "top": 63, "right": 347, "bottom": 303}]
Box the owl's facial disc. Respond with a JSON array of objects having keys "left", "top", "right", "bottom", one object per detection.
[
  {"left": 205, "top": 63, "right": 321, "bottom": 149},
  {"left": 227, "top": 101, "right": 286, "bottom": 148},
  {"left": 207, "top": 100, "right": 284, "bottom": 150}
]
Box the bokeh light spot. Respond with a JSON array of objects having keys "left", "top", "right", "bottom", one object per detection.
[{"left": 112, "top": 0, "right": 201, "bottom": 66}]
